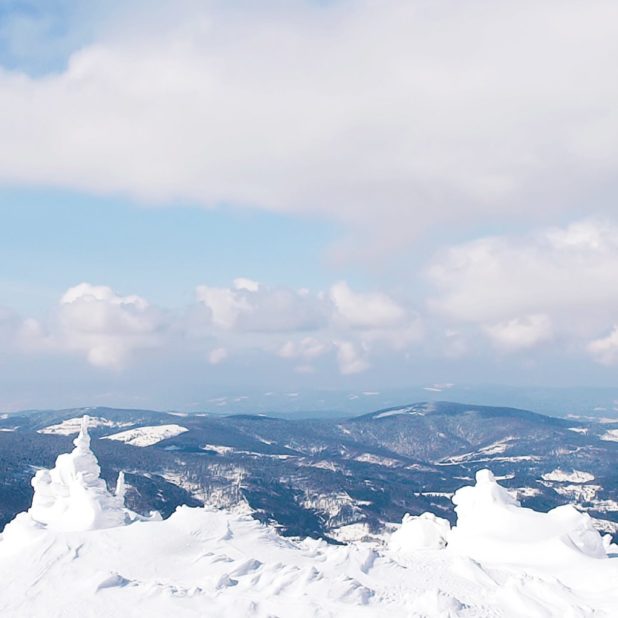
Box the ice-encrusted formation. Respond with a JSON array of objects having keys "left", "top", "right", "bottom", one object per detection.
[
  {"left": 115, "top": 471, "right": 126, "bottom": 503},
  {"left": 389, "top": 512, "right": 450, "bottom": 553},
  {"left": 449, "top": 469, "right": 607, "bottom": 562},
  {"left": 27, "top": 415, "right": 127, "bottom": 532}
]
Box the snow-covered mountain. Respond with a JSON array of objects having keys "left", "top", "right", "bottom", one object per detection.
[
  {"left": 0, "top": 416, "right": 616, "bottom": 617},
  {"left": 1, "top": 402, "right": 617, "bottom": 543}
]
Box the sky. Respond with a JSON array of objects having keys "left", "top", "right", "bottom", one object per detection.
[{"left": 1, "top": 0, "right": 618, "bottom": 412}]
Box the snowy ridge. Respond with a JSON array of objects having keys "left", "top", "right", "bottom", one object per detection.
[
  {"left": 38, "top": 416, "right": 132, "bottom": 436},
  {"left": 103, "top": 424, "right": 188, "bottom": 446},
  {"left": 541, "top": 469, "right": 595, "bottom": 483},
  {"left": 0, "top": 419, "right": 617, "bottom": 617},
  {"left": 373, "top": 403, "right": 435, "bottom": 419}
]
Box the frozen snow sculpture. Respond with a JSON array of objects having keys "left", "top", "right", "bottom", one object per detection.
[
  {"left": 27, "top": 415, "right": 128, "bottom": 531},
  {"left": 448, "top": 469, "right": 607, "bottom": 563},
  {"left": 115, "top": 471, "right": 127, "bottom": 503},
  {"left": 390, "top": 512, "right": 451, "bottom": 553}
]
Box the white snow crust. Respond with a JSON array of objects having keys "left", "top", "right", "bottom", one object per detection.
[
  {"left": 103, "top": 424, "right": 188, "bottom": 446},
  {"left": 0, "top": 419, "right": 617, "bottom": 617},
  {"left": 541, "top": 469, "right": 595, "bottom": 483}
]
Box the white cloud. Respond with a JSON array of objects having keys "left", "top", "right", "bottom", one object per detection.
[
  {"left": 232, "top": 278, "right": 259, "bottom": 292},
  {"left": 485, "top": 315, "right": 553, "bottom": 351},
  {"left": 428, "top": 220, "right": 618, "bottom": 331},
  {"left": 195, "top": 281, "right": 252, "bottom": 330},
  {"left": 194, "top": 279, "right": 421, "bottom": 374},
  {"left": 335, "top": 341, "right": 370, "bottom": 375},
  {"left": 1, "top": 2, "right": 617, "bottom": 255},
  {"left": 52, "top": 283, "right": 167, "bottom": 368},
  {"left": 4, "top": 248, "right": 618, "bottom": 375},
  {"left": 196, "top": 280, "right": 326, "bottom": 333},
  {"left": 425, "top": 219, "right": 618, "bottom": 358},
  {"left": 330, "top": 281, "right": 407, "bottom": 329},
  {"left": 277, "top": 336, "right": 330, "bottom": 374},
  {"left": 208, "top": 347, "right": 228, "bottom": 365},
  {"left": 278, "top": 337, "right": 330, "bottom": 362},
  {"left": 588, "top": 328, "right": 618, "bottom": 366},
  {"left": 2, "top": 279, "right": 422, "bottom": 374}
]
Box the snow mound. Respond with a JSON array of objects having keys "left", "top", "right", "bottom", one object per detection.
[
  {"left": 11, "top": 416, "right": 129, "bottom": 533},
  {"left": 103, "top": 424, "right": 188, "bottom": 446},
  {"left": 449, "top": 469, "right": 607, "bottom": 563},
  {"left": 390, "top": 512, "right": 450, "bottom": 553}
]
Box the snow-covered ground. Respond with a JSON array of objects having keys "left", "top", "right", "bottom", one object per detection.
[
  {"left": 374, "top": 404, "right": 434, "bottom": 419},
  {"left": 102, "top": 424, "right": 188, "bottom": 446},
  {"left": 202, "top": 443, "right": 235, "bottom": 455},
  {"left": 0, "top": 416, "right": 617, "bottom": 617},
  {"left": 541, "top": 469, "right": 595, "bottom": 483},
  {"left": 354, "top": 453, "right": 402, "bottom": 467},
  {"left": 38, "top": 416, "right": 132, "bottom": 436},
  {"left": 601, "top": 429, "right": 618, "bottom": 442}
]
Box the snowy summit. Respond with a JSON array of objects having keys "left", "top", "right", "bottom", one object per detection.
[{"left": 0, "top": 417, "right": 616, "bottom": 617}]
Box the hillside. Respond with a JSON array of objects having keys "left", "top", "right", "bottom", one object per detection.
[{"left": 0, "top": 402, "right": 616, "bottom": 541}]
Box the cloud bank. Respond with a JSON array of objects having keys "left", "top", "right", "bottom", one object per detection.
[
  {"left": 3, "top": 220, "right": 618, "bottom": 375},
  {"left": 0, "top": 1, "right": 617, "bottom": 256}
]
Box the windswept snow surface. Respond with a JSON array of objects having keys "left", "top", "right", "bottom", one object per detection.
[
  {"left": 0, "top": 420, "right": 617, "bottom": 617},
  {"left": 103, "top": 424, "right": 188, "bottom": 446},
  {"left": 390, "top": 512, "right": 450, "bottom": 553}
]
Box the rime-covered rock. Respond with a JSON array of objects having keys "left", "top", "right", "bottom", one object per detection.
[
  {"left": 27, "top": 416, "right": 127, "bottom": 532},
  {"left": 449, "top": 469, "right": 607, "bottom": 562}
]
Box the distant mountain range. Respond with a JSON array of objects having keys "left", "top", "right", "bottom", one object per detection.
[
  {"left": 72, "top": 384, "right": 618, "bottom": 418},
  {"left": 21, "top": 384, "right": 618, "bottom": 419},
  {"left": 1, "top": 401, "right": 616, "bottom": 541}
]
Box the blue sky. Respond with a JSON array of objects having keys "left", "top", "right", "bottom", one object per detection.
[
  {"left": 0, "top": 188, "right": 343, "bottom": 314},
  {"left": 1, "top": 0, "right": 618, "bottom": 411}
]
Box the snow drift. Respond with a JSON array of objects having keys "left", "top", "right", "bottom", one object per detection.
[
  {"left": 389, "top": 512, "right": 451, "bottom": 553},
  {"left": 449, "top": 469, "right": 607, "bottom": 562},
  {"left": 0, "top": 417, "right": 616, "bottom": 617}
]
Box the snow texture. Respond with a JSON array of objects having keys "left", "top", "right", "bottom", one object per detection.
[
  {"left": 390, "top": 512, "right": 451, "bottom": 552},
  {"left": 103, "top": 424, "right": 188, "bottom": 446},
  {"left": 450, "top": 470, "right": 607, "bottom": 561},
  {"left": 0, "top": 420, "right": 617, "bottom": 617}
]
